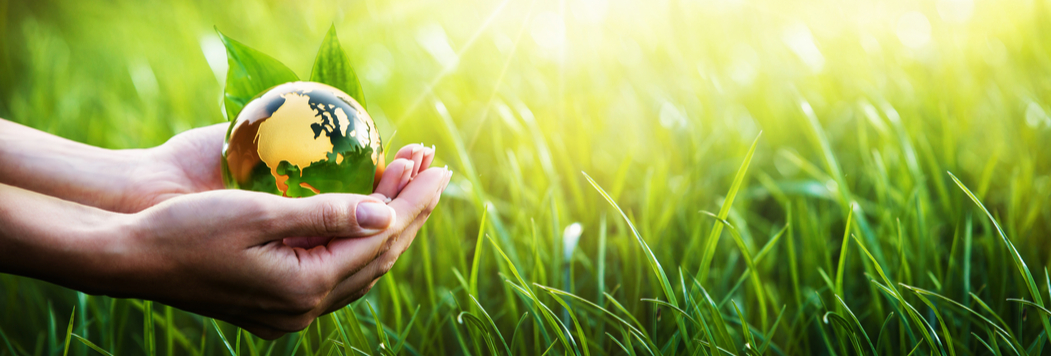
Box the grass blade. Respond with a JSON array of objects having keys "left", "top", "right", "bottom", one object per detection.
[
  {"left": 949, "top": 171, "right": 1051, "bottom": 341},
  {"left": 0, "top": 324, "right": 17, "bottom": 356},
  {"left": 457, "top": 312, "right": 499, "bottom": 355},
  {"left": 485, "top": 234, "right": 576, "bottom": 353},
  {"left": 834, "top": 207, "right": 854, "bottom": 300},
  {"left": 468, "top": 208, "right": 489, "bottom": 298},
  {"left": 366, "top": 301, "right": 391, "bottom": 350},
  {"left": 468, "top": 295, "right": 513, "bottom": 356},
  {"left": 702, "top": 212, "right": 768, "bottom": 328},
  {"left": 730, "top": 301, "right": 757, "bottom": 351},
  {"left": 834, "top": 295, "right": 877, "bottom": 355},
  {"left": 583, "top": 171, "right": 695, "bottom": 352},
  {"left": 210, "top": 319, "right": 237, "bottom": 356},
  {"left": 583, "top": 171, "right": 677, "bottom": 305},
  {"left": 143, "top": 301, "right": 154, "bottom": 356},
  {"left": 541, "top": 291, "right": 590, "bottom": 356},
  {"left": 331, "top": 311, "right": 353, "bottom": 356},
  {"left": 697, "top": 132, "right": 762, "bottom": 282},
  {"left": 391, "top": 305, "right": 420, "bottom": 354},
  {"left": 342, "top": 304, "right": 371, "bottom": 351},
  {"left": 62, "top": 306, "right": 74, "bottom": 356},
  {"left": 72, "top": 334, "right": 114, "bottom": 356}
]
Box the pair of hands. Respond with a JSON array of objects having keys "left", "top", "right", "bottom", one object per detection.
[{"left": 0, "top": 121, "right": 447, "bottom": 339}]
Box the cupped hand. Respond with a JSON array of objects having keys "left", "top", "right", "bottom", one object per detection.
[
  {"left": 120, "top": 123, "right": 436, "bottom": 213},
  {"left": 119, "top": 165, "right": 450, "bottom": 339},
  {"left": 111, "top": 123, "right": 442, "bottom": 338},
  {"left": 0, "top": 118, "right": 447, "bottom": 339}
]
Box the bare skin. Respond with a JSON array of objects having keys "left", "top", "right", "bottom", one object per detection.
[{"left": 0, "top": 119, "right": 445, "bottom": 339}]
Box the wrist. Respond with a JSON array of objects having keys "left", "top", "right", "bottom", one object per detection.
[
  {"left": 0, "top": 119, "right": 151, "bottom": 212},
  {"left": 110, "top": 147, "right": 159, "bottom": 213},
  {"left": 54, "top": 205, "right": 171, "bottom": 299},
  {"left": 0, "top": 184, "right": 142, "bottom": 296},
  {"left": 75, "top": 212, "right": 153, "bottom": 297}
]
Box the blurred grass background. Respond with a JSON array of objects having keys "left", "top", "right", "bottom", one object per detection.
[{"left": 2, "top": 0, "right": 1051, "bottom": 354}]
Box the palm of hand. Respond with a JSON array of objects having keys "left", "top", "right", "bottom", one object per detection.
[{"left": 119, "top": 124, "right": 227, "bottom": 213}]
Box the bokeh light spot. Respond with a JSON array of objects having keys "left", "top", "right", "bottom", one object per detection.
[{"left": 896, "top": 11, "right": 932, "bottom": 49}]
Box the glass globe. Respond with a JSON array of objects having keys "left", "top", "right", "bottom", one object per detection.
[{"left": 222, "top": 81, "right": 384, "bottom": 197}]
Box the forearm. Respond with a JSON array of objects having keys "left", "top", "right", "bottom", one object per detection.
[
  {"left": 0, "top": 182, "right": 138, "bottom": 295},
  {"left": 0, "top": 119, "right": 147, "bottom": 212}
]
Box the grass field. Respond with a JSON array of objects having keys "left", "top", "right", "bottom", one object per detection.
[{"left": 3, "top": 0, "right": 1051, "bottom": 354}]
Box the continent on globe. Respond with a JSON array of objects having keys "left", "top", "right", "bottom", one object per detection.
[{"left": 222, "top": 82, "right": 385, "bottom": 197}]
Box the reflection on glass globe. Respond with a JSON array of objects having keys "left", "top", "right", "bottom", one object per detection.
[{"left": 222, "top": 81, "right": 384, "bottom": 197}]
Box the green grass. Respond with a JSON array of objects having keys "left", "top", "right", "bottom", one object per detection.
[{"left": 3, "top": 0, "right": 1051, "bottom": 354}]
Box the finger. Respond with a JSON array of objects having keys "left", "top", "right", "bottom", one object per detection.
[
  {"left": 367, "top": 170, "right": 447, "bottom": 273},
  {"left": 266, "top": 194, "right": 396, "bottom": 241},
  {"left": 409, "top": 145, "right": 427, "bottom": 177},
  {"left": 282, "top": 236, "right": 333, "bottom": 249},
  {"left": 419, "top": 145, "right": 436, "bottom": 172},
  {"left": 375, "top": 172, "right": 447, "bottom": 267},
  {"left": 393, "top": 144, "right": 424, "bottom": 161},
  {"left": 318, "top": 209, "right": 434, "bottom": 312},
  {"left": 393, "top": 144, "right": 427, "bottom": 177},
  {"left": 383, "top": 167, "right": 448, "bottom": 226},
  {"left": 371, "top": 158, "right": 413, "bottom": 199},
  {"left": 323, "top": 167, "right": 448, "bottom": 279},
  {"left": 319, "top": 170, "right": 450, "bottom": 312}
]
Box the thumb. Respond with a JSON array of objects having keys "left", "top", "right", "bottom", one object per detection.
[{"left": 266, "top": 194, "right": 396, "bottom": 239}]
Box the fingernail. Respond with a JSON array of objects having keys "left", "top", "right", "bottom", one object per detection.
[{"left": 356, "top": 202, "right": 394, "bottom": 229}]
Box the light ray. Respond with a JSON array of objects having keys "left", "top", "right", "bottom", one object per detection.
[
  {"left": 466, "top": 0, "right": 539, "bottom": 150},
  {"left": 392, "top": 0, "right": 513, "bottom": 126}
]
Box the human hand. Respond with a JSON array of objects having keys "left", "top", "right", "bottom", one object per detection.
[
  {"left": 111, "top": 165, "right": 450, "bottom": 339},
  {"left": 120, "top": 123, "right": 437, "bottom": 213},
  {"left": 0, "top": 118, "right": 446, "bottom": 339}
]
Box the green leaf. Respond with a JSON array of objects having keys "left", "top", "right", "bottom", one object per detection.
[
  {"left": 216, "top": 28, "right": 299, "bottom": 121},
  {"left": 310, "top": 25, "right": 366, "bottom": 109}
]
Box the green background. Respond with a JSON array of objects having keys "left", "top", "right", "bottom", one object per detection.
[{"left": 2, "top": 0, "right": 1051, "bottom": 354}]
